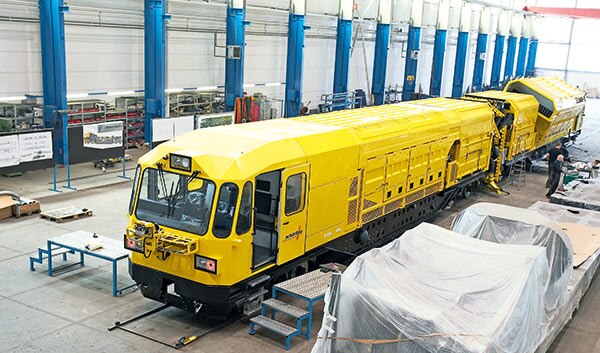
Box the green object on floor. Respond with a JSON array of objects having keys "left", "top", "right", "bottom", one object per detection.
[{"left": 563, "top": 173, "right": 579, "bottom": 185}]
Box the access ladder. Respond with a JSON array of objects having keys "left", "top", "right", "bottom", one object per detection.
[{"left": 249, "top": 269, "right": 333, "bottom": 350}]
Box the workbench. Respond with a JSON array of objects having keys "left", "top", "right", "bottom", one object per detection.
[{"left": 30, "top": 230, "right": 136, "bottom": 296}]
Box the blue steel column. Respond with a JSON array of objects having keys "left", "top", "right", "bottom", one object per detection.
[
  {"left": 372, "top": 22, "right": 391, "bottom": 105},
  {"left": 490, "top": 34, "right": 505, "bottom": 87},
  {"left": 503, "top": 35, "right": 517, "bottom": 81},
  {"left": 429, "top": 0, "right": 449, "bottom": 97},
  {"left": 429, "top": 29, "right": 447, "bottom": 97},
  {"left": 402, "top": 26, "right": 421, "bottom": 101},
  {"left": 451, "top": 31, "right": 469, "bottom": 98},
  {"left": 284, "top": 9, "right": 308, "bottom": 117},
  {"left": 333, "top": 18, "right": 352, "bottom": 94},
  {"left": 39, "top": 0, "right": 68, "bottom": 164},
  {"left": 225, "top": 3, "right": 247, "bottom": 112},
  {"left": 472, "top": 33, "right": 488, "bottom": 92},
  {"left": 525, "top": 39, "right": 538, "bottom": 77},
  {"left": 144, "top": 0, "right": 167, "bottom": 142},
  {"left": 515, "top": 36, "right": 529, "bottom": 77}
]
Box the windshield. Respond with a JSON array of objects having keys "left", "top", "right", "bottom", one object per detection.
[{"left": 135, "top": 167, "right": 216, "bottom": 235}]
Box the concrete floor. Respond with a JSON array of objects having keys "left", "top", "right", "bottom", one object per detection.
[{"left": 1, "top": 101, "right": 599, "bottom": 353}]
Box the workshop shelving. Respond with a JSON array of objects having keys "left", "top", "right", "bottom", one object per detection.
[
  {"left": 168, "top": 91, "right": 225, "bottom": 117},
  {"left": 0, "top": 102, "right": 44, "bottom": 132},
  {"left": 68, "top": 97, "right": 145, "bottom": 148},
  {"left": 67, "top": 99, "right": 106, "bottom": 125},
  {"left": 109, "top": 97, "right": 145, "bottom": 148}
]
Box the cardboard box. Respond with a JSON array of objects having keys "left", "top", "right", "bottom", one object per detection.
[{"left": 0, "top": 196, "right": 17, "bottom": 220}]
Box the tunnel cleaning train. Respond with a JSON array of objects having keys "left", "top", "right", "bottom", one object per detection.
[{"left": 124, "top": 76, "right": 585, "bottom": 318}]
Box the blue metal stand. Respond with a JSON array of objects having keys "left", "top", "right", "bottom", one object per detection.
[
  {"left": 49, "top": 165, "right": 62, "bottom": 193},
  {"left": 430, "top": 29, "right": 447, "bottom": 97},
  {"left": 61, "top": 118, "right": 75, "bottom": 190},
  {"left": 503, "top": 35, "right": 518, "bottom": 82},
  {"left": 451, "top": 31, "right": 469, "bottom": 98},
  {"left": 144, "top": 0, "right": 168, "bottom": 143},
  {"left": 402, "top": 26, "right": 421, "bottom": 101},
  {"left": 39, "top": 0, "right": 68, "bottom": 165},
  {"left": 225, "top": 5, "right": 249, "bottom": 112},
  {"left": 284, "top": 13, "right": 309, "bottom": 117},
  {"left": 333, "top": 18, "right": 352, "bottom": 95},
  {"left": 372, "top": 22, "right": 391, "bottom": 106},
  {"left": 472, "top": 33, "right": 488, "bottom": 92},
  {"left": 525, "top": 39, "right": 538, "bottom": 77},
  {"left": 118, "top": 148, "right": 130, "bottom": 180},
  {"left": 515, "top": 36, "right": 529, "bottom": 77},
  {"left": 490, "top": 34, "right": 505, "bottom": 88}
]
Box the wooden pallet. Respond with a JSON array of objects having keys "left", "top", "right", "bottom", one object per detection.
[{"left": 40, "top": 207, "right": 93, "bottom": 223}]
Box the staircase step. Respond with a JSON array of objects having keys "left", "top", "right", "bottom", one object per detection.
[
  {"left": 250, "top": 315, "right": 297, "bottom": 337},
  {"left": 42, "top": 247, "right": 72, "bottom": 259},
  {"left": 263, "top": 298, "right": 308, "bottom": 319}
]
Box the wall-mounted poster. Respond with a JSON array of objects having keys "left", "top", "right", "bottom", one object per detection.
[
  {"left": 83, "top": 121, "right": 124, "bottom": 149},
  {"left": 0, "top": 135, "right": 19, "bottom": 168},
  {"left": 19, "top": 132, "right": 53, "bottom": 162},
  {"left": 197, "top": 112, "right": 234, "bottom": 129}
]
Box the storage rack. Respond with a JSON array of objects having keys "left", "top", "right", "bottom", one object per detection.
[
  {"left": 168, "top": 91, "right": 225, "bottom": 117},
  {"left": 67, "top": 97, "right": 145, "bottom": 148},
  {"left": 252, "top": 93, "right": 282, "bottom": 120},
  {"left": 108, "top": 97, "right": 145, "bottom": 148},
  {"left": 67, "top": 99, "right": 106, "bottom": 125},
  {"left": 0, "top": 102, "right": 44, "bottom": 132}
]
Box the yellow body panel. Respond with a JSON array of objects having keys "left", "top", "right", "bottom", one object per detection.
[
  {"left": 467, "top": 91, "right": 538, "bottom": 161},
  {"left": 129, "top": 99, "right": 494, "bottom": 288},
  {"left": 505, "top": 76, "right": 585, "bottom": 148}
]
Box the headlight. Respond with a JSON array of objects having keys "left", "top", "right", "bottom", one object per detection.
[
  {"left": 124, "top": 234, "right": 144, "bottom": 253},
  {"left": 170, "top": 154, "right": 192, "bottom": 171},
  {"left": 194, "top": 255, "right": 217, "bottom": 274}
]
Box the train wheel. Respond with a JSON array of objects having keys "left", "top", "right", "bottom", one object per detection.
[{"left": 461, "top": 186, "right": 472, "bottom": 199}]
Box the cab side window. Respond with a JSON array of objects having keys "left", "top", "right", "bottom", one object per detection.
[
  {"left": 236, "top": 182, "right": 253, "bottom": 235},
  {"left": 285, "top": 173, "right": 306, "bottom": 215},
  {"left": 213, "top": 183, "right": 239, "bottom": 238}
]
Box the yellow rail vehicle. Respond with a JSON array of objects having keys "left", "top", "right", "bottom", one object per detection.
[
  {"left": 125, "top": 77, "right": 585, "bottom": 317},
  {"left": 126, "top": 98, "right": 495, "bottom": 316}
]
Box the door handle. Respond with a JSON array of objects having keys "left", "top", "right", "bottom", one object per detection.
[{"left": 283, "top": 221, "right": 290, "bottom": 225}]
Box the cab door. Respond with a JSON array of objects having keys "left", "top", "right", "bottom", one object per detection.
[{"left": 277, "top": 164, "right": 309, "bottom": 265}]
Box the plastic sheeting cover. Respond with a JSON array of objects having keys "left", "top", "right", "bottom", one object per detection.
[
  {"left": 451, "top": 202, "right": 573, "bottom": 319},
  {"left": 313, "top": 223, "right": 550, "bottom": 353}
]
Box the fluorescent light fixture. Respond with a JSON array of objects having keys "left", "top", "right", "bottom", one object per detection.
[
  {"left": 243, "top": 83, "right": 256, "bottom": 88},
  {"left": 0, "top": 96, "right": 26, "bottom": 102},
  {"left": 196, "top": 86, "right": 219, "bottom": 91},
  {"left": 66, "top": 93, "right": 89, "bottom": 99},
  {"left": 107, "top": 91, "right": 136, "bottom": 96},
  {"left": 265, "top": 82, "right": 283, "bottom": 87},
  {"left": 165, "top": 88, "right": 184, "bottom": 93}
]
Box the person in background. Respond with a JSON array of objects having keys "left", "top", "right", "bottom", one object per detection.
[
  {"left": 546, "top": 154, "right": 565, "bottom": 198},
  {"left": 545, "top": 142, "right": 563, "bottom": 187}
]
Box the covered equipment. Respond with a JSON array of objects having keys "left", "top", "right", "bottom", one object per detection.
[
  {"left": 451, "top": 202, "right": 573, "bottom": 319},
  {"left": 313, "top": 223, "right": 550, "bottom": 353}
]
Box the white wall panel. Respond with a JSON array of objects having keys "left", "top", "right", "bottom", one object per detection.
[
  {"left": 535, "top": 42, "right": 569, "bottom": 70},
  {"left": 302, "top": 37, "right": 336, "bottom": 106},
  {"left": 0, "top": 22, "right": 42, "bottom": 96},
  {"left": 536, "top": 17, "right": 572, "bottom": 43},
  {"left": 65, "top": 26, "right": 143, "bottom": 93},
  {"left": 567, "top": 45, "right": 600, "bottom": 73},
  {"left": 167, "top": 31, "right": 224, "bottom": 89}
]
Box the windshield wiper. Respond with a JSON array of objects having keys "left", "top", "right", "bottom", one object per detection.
[{"left": 160, "top": 167, "right": 199, "bottom": 219}]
